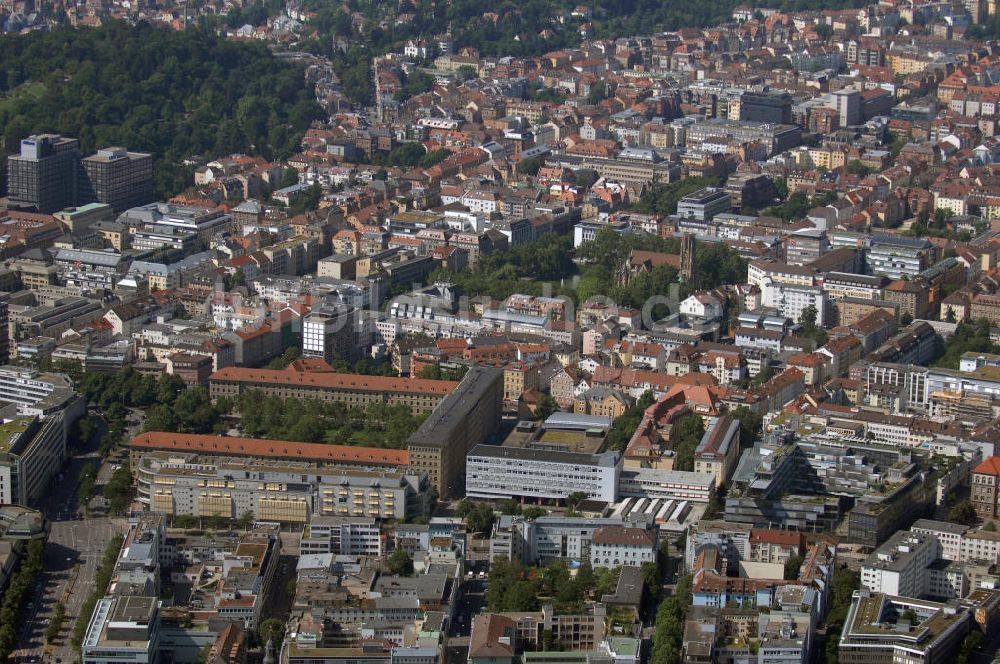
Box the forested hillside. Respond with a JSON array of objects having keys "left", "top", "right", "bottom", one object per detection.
[
  {"left": 0, "top": 21, "right": 323, "bottom": 197},
  {"left": 304, "top": 0, "right": 870, "bottom": 58}
]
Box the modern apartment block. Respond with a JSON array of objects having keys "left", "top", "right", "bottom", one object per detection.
[
  {"left": 784, "top": 228, "right": 830, "bottom": 266},
  {"left": 851, "top": 362, "right": 928, "bottom": 411},
  {"left": 135, "top": 448, "right": 429, "bottom": 523},
  {"left": 0, "top": 366, "right": 84, "bottom": 418},
  {"left": 760, "top": 281, "right": 827, "bottom": 324},
  {"left": 300, "top": 516, "right": 383, "bottom": 557},
  {"left": 866, "top": 235, "right": 933, "bottom": 279}
]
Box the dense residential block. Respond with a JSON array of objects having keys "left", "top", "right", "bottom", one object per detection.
[{"left": 19, "top": 6, "right": 1000, "bottom": 664}]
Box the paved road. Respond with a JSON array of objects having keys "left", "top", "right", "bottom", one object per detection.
[
  {"left": 971, "top": 626, "right": 1000, "bottom": 664},
  {"left": 445, "top": 562, "right": 486, "bottom": 664},
  {"left": 446, "top": 575, "right": 476, "bottom": 664},
  {"left": 16, "top": 412, "right": 124, "bottom": 664},
  {"left": 445, "top": 643, "right": 468, "bottom": 664},
  {"left": 451, "top": 576, "right": 486, "bottom": 638},
  {"left": 262, "top": 553, "right": 300, "bottom": 623}
]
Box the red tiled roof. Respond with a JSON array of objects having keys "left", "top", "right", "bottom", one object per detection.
[
  {"left": 629, "top": 249, "right": 681, "bottom": 270},
  {"left": 787, "top": 353, "right": 826, "bottom": 367},
  {"left": 287, "top": 358, "right": 335, "bottom": 373},
  {"left": 218, "top": 596, "right": 257, "bottom": 608},
  {"left": 208, "top": 367, "right": 458, "bottom": 395},
  {"left": 128, "top": 432, "right": 409, "bottom": 466},
  {"left": 469, "top": 615, "right": 516, "bottom": 659},
  {"left": 750, "top": 528, "right": 803, "bottom": 547},
  {"left": 975, "top": 456, "right": 1000, "bottom": 477},
  {"left": 234, "top": 322, "right": 273, "bottom": 342},
  {"left": 592, "top": 526, "right": 656, "bottom": 547}
]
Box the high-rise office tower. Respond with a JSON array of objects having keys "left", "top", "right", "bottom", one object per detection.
[
  {"left": 302, "top": 306, "right": 359, "bottom": 365},
  {"left": 79, "top": 147, "right": 154, "bottom": 214},
  {"left": 6, "top": 134, "right": 81, "bottom": 213},
  {"left": 832, "top": 89, "right": 863, "bottom": 128},
  {"left": 6, "top": 136, "right": 153, "bottom": 215}
]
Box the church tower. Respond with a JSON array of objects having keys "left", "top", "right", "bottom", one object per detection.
[{"left": 680, "top": 233, "right": 696, "bottom": 282}]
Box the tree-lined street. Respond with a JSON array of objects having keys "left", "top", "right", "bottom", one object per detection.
[{"left": 15, "top": 411, "right": 124, "bottom": 664}]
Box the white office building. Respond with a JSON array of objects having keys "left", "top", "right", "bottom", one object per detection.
[
  {"left": 573, "top": 218, "right": 632, "bottom": 248},
  {"left": 617, "top": 468, "right": 715, "bottom": 503},
  {"left": 82, "top": 596, "right": 160, "bottom": 664},
  {"left": 676, "top": 188, "right": 732, "bottom": 221},
  {"left": 466, "top": 446, "right": 621, "bottom": 503},
  {"left": 761, "top": 281, "right": 827, "bottom": 325},
  {"left": 866, "top": 235, "right": 931, "bottom": 279},
  {"left": 910, "top": 519, "right": 969, "bottom": 562},
  {"left": 490, "top": 514, "right": 628, "bottom": 564},
  {"left": 0, "top": 366, "right": 73, "bottom": 407},
  {"left": 860, "top": 531, "right": 939, "bottom": 598},
  {"left": 119, "top": 202, "right": 232, "bottom": 241}
]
